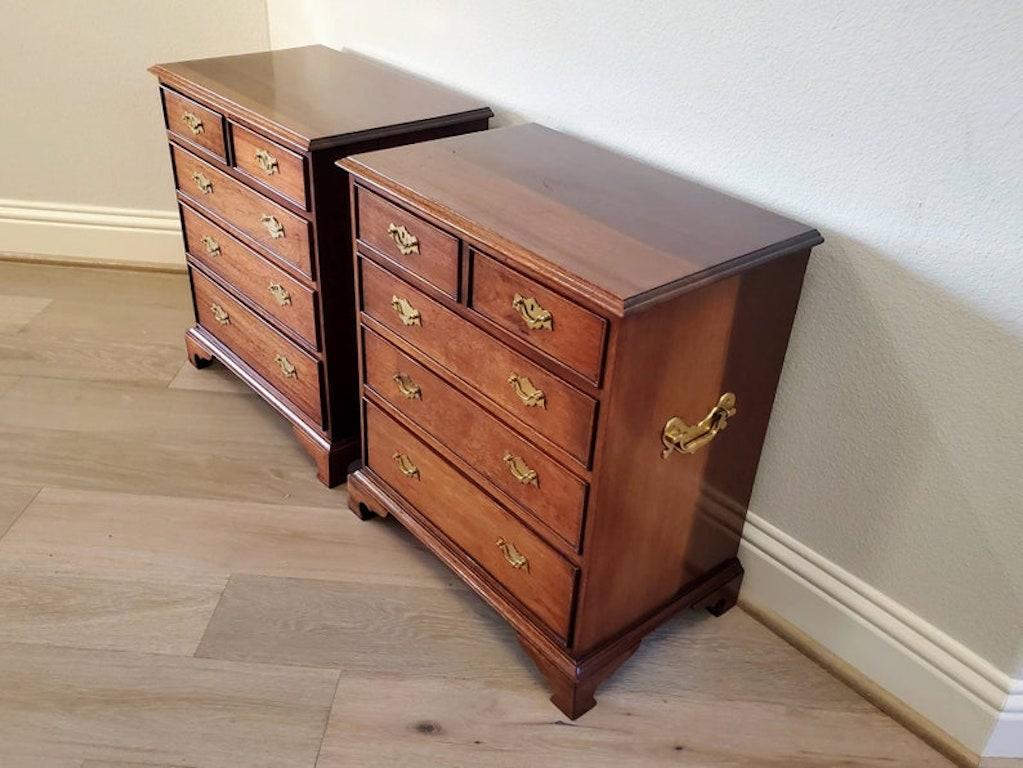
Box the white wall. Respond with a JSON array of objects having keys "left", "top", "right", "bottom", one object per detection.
[
  {"left": 0, "top": 0, "right": 270, "bottom": 266},
  {"left": 266, "top": 0, "right": 1023, "bottom": 756}
]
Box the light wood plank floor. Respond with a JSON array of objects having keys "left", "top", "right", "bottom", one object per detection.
[{"left": 0, "top": 261, "right": 957, "bottom": 767}]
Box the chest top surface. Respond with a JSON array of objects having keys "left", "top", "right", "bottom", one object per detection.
[
  {"left": 342, "top": 123, "right": 821, "bottom": 313},
  {"left": 149, "top": 45, "right": 492, "bottom": 149}
]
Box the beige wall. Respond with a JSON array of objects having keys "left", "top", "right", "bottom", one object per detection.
[
  {"left": 0, "top": 0, "right": 269, "bottom": 265},
  {"left": 267, "top": 0, "right": 1022, "bottom": 754}
]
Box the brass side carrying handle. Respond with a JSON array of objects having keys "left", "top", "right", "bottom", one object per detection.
[
  {"left": 254, "top": 148, "right": 279, "bottom": 175},
  {"left": 267, "top": 283, "right": 291, "bottom": 307},
  {"left": 503, "top": 452, "right": 538, "bottom": 487},
  {"left": 391, "top": 295, "right": 421, "bottom": 326},
  {"left": 661, "top": 393, "right": 737, "bottom": 459},
  {"left": 508, "top": 374, "right": 546, "bottom": 409},
  {"left": 210, "top": 304, "right": 230, "bottom": 325},
  {"left": 393, "top": 373, "right": 421, "bottom": 400},
  {"left": 274, "top": 354, "right": 297, "bottom": 379},
  {"left": 261, "top": 214, "right": 285, "bottom": 239},
  {"left": 496, "top": 538, "right": 529, "bottom": 573},
  {"left": 387, "top": 223, "right": 419, "bottom": 255},
  {"left": 200, "top": 235, "right": 220, "bottom": 257},
  {"left": 511, "top": 294, "right": 553, "bottom": 331},
  {"left": 191, "top": 171, "right": 213, "bottom": 194},
  {"left": 181, "top": 111, "right": 204, "bottom": 135},
  {"left": 393, "top": 452, "right": 420, "bottom": 479}
]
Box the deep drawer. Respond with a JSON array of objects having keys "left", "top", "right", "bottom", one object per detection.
[
  {"left": 363, "top": 328, "right": 587, "bottom": 549},
  {"left": 173, "top": 144, "right": 313, "bottom": 276},
  {"left": 355, "top": 186, "right": 459, "bottom": 298},
  {"left": 230, "top": 122, "right": 309, "bottom": 209},
  {"left": 360, "top": 257, "right": 597, "bottom": 465},
  {"left": 471, "top": 251, "right": 608, "bottom": 383},
  {"left": 365, "top": 400, "right": 576, "bottom": 639},
  {"left": 161, "top": 87, "right": 226, "bottom": 161},
  {"left": 192, "top": 269, "right": 323, "bottom": 425},
  {"left": 182, "top": 204, "right": 318, "bottom": 348}
]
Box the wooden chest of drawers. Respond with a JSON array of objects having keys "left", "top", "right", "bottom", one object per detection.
[
  {"left": 342, "top": 124, "right": 822, "bottom": 717},
  {"left": 149, "top": 46, "right": 491, "bottom": 485}
]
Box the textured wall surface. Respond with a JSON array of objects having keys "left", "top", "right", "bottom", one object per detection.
[
  {"left": 1, "top": 0, "right": 270, "bottom": 211},
  {"left": 267, "top": 0, "right": 1023, "bottom": 674}
]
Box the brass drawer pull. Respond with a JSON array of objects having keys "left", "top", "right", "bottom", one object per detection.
[
  {"left": 393, "top": 452, "right": 420, "bottom": 479},
  {"left": 209, "top": 303, "right": 230, "bottom": 325},
  {"left": 661, "top": 393, "right": 737, "bottom": 459},
  {"left": 200, "top": 235, "right": 220, "bottom": 257},
  {"left": 512, "top": 293, "right": 553, "bottom": 331},
  {"left": 393, "top": 373, "right": 421, "bottom": 400},
  {"left": 503, "top": 452, "right": 538, "bottom": 487},
  {"left": 496, "top": 538, "right": 529, "bottom": 573},
  {"left": 191, "top": 171, "right": 213, "bottom": 194},
  {"left": 254, "top": 148, "right": 279, "bottom": 175},
  {"left": 181, "top": 111, "right": 204, "bottom": 135},
  {"left": 387, "top": 223, "right": 420, "bottom": 255},
  {"left": 391, "top": 295, "right": 421, "bottom": 326},
  {"left": 274, "top": 354, "right": 297, "bottom": 379},
  {"left": 261, "top": 214, "right": 285, "bottom": 239},
  {"left": 508, "top": 374, "right": 546, "bottom": 409},
  {"left": 267, "top": 283, "right": 291, "bottom": 307}
]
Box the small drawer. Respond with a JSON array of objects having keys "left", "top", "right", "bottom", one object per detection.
[
  {"left": 365, "top": 401, "right": 576, "bottom": 639},
  {"left": 192, "top": 270, "right": 323, "bottom": 425},
  {"left": 355, "top": 186, "right": 459, "bottom": 298},
  {"left": 360, "top": 258, "right": 597, "bottom": 465},
  {"left": 181, "top": 204, "right": 318, "bottom": 348},
  {"left": 161, "top": 87, "right": 227, "bottom": 162},
  {"left": 471, "top": 252, "right": 608, "bottom": 382},
  {"left": 363, "top": 328, "right": 587, "bottom": 549},
  {"left": 230, "top": 122, "right": 309, "bottom": 209},
  {"left": 172, "top": 145, "right": 313, "bottom": 276}
]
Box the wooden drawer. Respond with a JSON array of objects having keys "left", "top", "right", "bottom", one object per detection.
[
  {"left": 360, "top": 258, "right": 597, "bottom": 465},
  {"left": 192, "top": 269, "right": 323, "bottom": 425},
  {"left": 181, "top": 204, "right": 318, "bottom": 348},
  {"left": 365, "top": 401, "right": 576, "bottom": 639},
  {"left": 355, "top": 186, "right": 459, "bottom": 298},
  {"left": 471, "top": 252, "right": 608, "bottom": 382},
  {"left": 230, "top": 122, "right": 309, "bottom": 209},
  {"left": 172, "top": 144, "right": 313, "bottom": 276},
  {"left": 161, "top": 88, "right": 227, "bottom": 161},
  {"left": 363, "top": 328, "right": 587, "bottom": 549}
]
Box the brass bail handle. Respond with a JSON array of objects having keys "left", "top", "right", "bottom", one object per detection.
[{"left": 661, "top": 393, "right": 737, "bottom": 459}]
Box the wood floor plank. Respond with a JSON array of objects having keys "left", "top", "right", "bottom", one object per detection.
[
  {"left": 0, "top": 487, "right": 443, "bottom": 586},
  {"left": 168, "top": 360, "right": 254, "bottom": 394},
  {"left": 0, "top": 294, "right": 52, "bottom": 333},
  {"left": 0, "top": 261, "right": 189, "bottom": 308},
  {"left": 316, "top": 673, "right": 955, "bottom": 768},
  {"left": 0, "top": 481, "right": 41, "bottom": 540},
  {"left": 0, "top": 641, "right": 338, "bottom": 768}
]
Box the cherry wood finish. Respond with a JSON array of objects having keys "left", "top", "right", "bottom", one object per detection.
[
  {"left": 151, "top": 46, "right": 492, "bottom": 486},
  {"left": 343, "top": 124, "right": 822, "bottom": 719},
  {"left": 181, "top": 204, "right": 318, "bottom": 347}
]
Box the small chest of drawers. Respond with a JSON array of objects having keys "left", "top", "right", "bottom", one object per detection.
[
  {"left": 342, "top": 124, "right": 822, "bottom": 718},
  {"left": 149, "top": 46, "right": 491, "bottom": 485}
]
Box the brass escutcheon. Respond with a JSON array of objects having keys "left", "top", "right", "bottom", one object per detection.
[
  {"left": 391, "top": 296, "right": 421, "bottom": 326},
  {"left": 192, "top": 171, "right": 213, "bottom": 194},
  {"left": 387, "top": 223, "right": 420, "bottom": 255},
  {"left": 502, "top": 452, "right": 538, "bottom": 487},
  {"left": 210, "top": 304, "right": 230, "bottom": 325},
  {"left": 661, "top": 393, "right": 737, "bottom": 459},
  {"left": 200, "top": 235, "right": 220, "bottom": 257},
  {"left": 393, "top": 452, "right": 420, "bottom": 479},
  {"left": 496, "top": 538, "right": 529, "bottom": 573},
  {"left": 261, "top": 214, "right": 285, "bottom": 239},
  {"left": 393, "top": 373, "right": 421, "bottom": 400},
  {"left": 254, "top": 148, "right": 279, "bottom": 175},
  {"left": 181, "top": 111, "right": 203, "bottom": 135},
  {"left": 267, "top": 283, "right": 291, "bottom": 307},
  {"left": 511, "top": 293, "right": 553, "bottom": 331},
  {"left": 508, "top": 373, "right": 546, "bottom": 409},
  {"left": 274, "top": 354, "right": 297, "bottom": 379}
]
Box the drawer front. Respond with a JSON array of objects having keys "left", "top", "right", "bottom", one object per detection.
[
  {"left": 366, "top": 401, "right": 576, "bottom": 639},
  {"left": 162, "top": 88, "right": 227, "bottom": 161},
  {"left": 182, "top": 204, "right": 318, "bottom": 348},
  {"left": 361, "top": 258, "right": 597, "bottom": 465},
  {"left": 230, "top": 122, "right": 308, "bottom": 209},
  {"left": 192, "top": 270, "right": 323, "bottom": 424},
  {"left": 471, "top": 252, "right": 608, "bottom": 382},
  {"left": 356, "top": 186, "right": 459, "bottom": 298},
  {"left": 363, "top": 329, "right": 587, "bottom": 549},
  {"left": 172, "top": 145, "right": 313, "bottom": 276}
]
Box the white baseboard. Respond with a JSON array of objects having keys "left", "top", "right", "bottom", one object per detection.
[
  {"left": 0, "top": 198, "right": 184, "bottom": 270},
  {"left": 739, "top": 511, "right": 1021, "bottom": 759}
]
